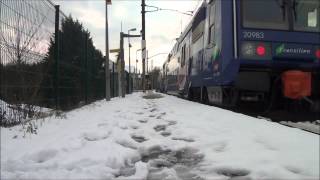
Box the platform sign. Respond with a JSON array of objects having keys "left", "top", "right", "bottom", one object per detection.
[
  {"left": 110, "top": 49, "right": 120, "bottom": 53},
  {"left": 141, "top": 40, "right": 146, "bottom": 59}
]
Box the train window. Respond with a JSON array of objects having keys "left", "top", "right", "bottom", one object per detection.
[
  {"left": 293, "top": 0, "right": 320, "bottom": 32},
  {"left": 242, "top": 0, "right": 289, "bottom": 30},
  {"left": 209, "top": 25, "right": 215, "bottom": 44},
  {"left": 181, "top": 46, "right": 184, "bottom": 67},
  {"left": 208, "top": 1, "right": 215, "bottom": 44},
  {"left": 181, "top": 44, "right": 186, "bottom": 67},
  {"left": 209, "top": 1, "right": 215, "bottom": 26},
  {"left": 192, "top": 7, "right": 206, "bottom": 43}
]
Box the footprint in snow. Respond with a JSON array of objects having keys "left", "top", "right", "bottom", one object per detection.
[
  {"left": 116, "top": 165, "right": 136, "bottom": 178},
  {"left": 28, "top": 149, "right": 59, "bottom": 163},
  {"left": 83, "top": 132, "right": 109, "bottom": 141},
  {"left": 160, "top": 131, "right": 171, "bottom": 137},
  {"left": 115, "top": 139, "right": 137, "bottom": 150},
  {"left": 212, "top": 142, "right": 228, "bottom": 153},
  {"left": 97, "top": 123, "right": 108, "bottom": 127},
  {"left": 142, "top": 146, "right": 204, "bottom": 180},
  {"left": 119, "top": 126, "right": 128, "bottom": 130},
  {"left": 150, "top": 108, "right": 157, "bottom": 112},
  {"left": 138, "top": 119, "right": 148, "bottom": 123},
  {"left": 215, "top": 167, "right": 251, "bottom": 178},
  {"left": 255, "top": 138, "right": 277, "bottom": 151},
  {"left": 285, "top": 166, "right": 302, "bottom": 175},
  {"left": 156, "top": 112, "right": 167, "bottom": 119},
  {"left": 154, "top": 125, "right": 167, "bottom": 132},
  {"left": 172, "top": 137, "right": 195, "bottom": 142},
  {"left": 130, "top": 125, "right": 139, "bottom": 129},
  {"left": 131, "top": 134, "right": 148, "bottom": 143},
  {"left": 167, "top": 121, "right": 177, "bottom": 126}
]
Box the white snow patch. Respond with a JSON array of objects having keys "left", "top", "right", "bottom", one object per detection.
[{"left": 1, "top": 92, "right": 319, "bottom": 179}]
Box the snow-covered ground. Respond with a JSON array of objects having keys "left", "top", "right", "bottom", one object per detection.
[
  {"left": 1, "top": 92, "right": 319, "bottom": 179},
  {"left": 1, "top": 99, "right": 53, "bottom": 126}
]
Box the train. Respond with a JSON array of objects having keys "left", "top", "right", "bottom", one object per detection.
[{"left": 160, "top": 0, "right": 320, "bottom": 112}]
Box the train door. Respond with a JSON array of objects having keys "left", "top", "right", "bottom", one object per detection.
[
  {"left": 205, "top": 0, "right": 217, "bottom": 76},
  {"left": 202, "top": 0, "right": 223, "bottom": 104},
  {"left": 178, "top": 43, "right": 188, "bottom": 92}
]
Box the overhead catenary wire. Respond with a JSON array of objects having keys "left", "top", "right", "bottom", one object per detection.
[{"left": 145, "top": 5, "right": 193, "bottom": 16}]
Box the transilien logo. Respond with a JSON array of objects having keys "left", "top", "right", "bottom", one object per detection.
[{"left": 276, "top": 44, "right": 285, "bottom": 55}]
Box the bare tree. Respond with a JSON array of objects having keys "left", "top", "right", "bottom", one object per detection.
[{"left": 0, "top": 6, "right": 48, "bottom": 124}]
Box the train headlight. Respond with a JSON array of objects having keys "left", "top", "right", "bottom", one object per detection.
[
  {"left": 241, "top": 41, "right": 271, "bottom": 60},
  {"left": 241, "top": 42, "right": 255, "bottom": 56}
]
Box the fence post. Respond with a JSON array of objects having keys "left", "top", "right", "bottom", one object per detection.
[
  {"left": 54, "top": 5, "right": 60, "bottom": 110},
  {"left": 112, "top": 62, "right": 115, "bottom": 97},
  {"left": 84, "top": 33, "right": 88, "bottom": 104}
]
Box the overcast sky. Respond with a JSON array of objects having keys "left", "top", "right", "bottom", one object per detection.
[{"left": 52, "top": 0, "right": 201, "bottom": 72}]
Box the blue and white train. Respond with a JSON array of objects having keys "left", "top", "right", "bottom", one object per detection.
[{"left": 162, "top": 0, "right": 320, "bottom": 111}]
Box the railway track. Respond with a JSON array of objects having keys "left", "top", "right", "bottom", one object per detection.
[
  {"left": 231, "top": 103, "right": 320, "bottom": 135},
  {"left": 165, "top": 93, "right": 320, "bottom": 135},
  {"left": 161, "top": 94, "right": 320, "bottom": 135}
]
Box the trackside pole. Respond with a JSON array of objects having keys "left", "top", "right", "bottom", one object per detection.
[
  {"left": 105, "top": 0, "right": 111, "bottom": 101},
  {"left": 141, "top": 0, "right": 146, "bottom": 93}
]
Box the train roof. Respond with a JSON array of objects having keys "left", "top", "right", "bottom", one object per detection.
[{"left": 164, "top": 1, "right": 207, "bottom": 66}]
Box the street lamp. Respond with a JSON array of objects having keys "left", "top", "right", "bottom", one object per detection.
[
  {"left": 128, "top": 28, "right": 136, "bottom": 93},
  {"left": 105, "top": 0, "right": 112, "bottom": 101}
]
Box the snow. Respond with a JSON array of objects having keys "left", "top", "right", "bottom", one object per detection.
[
  {"left": 1, "top": 99, "right": 53, "bottom": 126},
  {"left": 1, "top": 92, "right": 319, "bottom": 179}
]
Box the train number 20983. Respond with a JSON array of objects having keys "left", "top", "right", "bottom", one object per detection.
[{"left": 243, "top": 31, "right": 264, "bottom": 39}]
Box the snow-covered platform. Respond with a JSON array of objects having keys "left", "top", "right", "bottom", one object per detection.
[{"left": 1, "top": 92, "right": 319, "bottom": 179}]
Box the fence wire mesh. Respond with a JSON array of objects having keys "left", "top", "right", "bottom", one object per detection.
[{"left": 0, "top": 0, "right": 118, "bottom": 126}]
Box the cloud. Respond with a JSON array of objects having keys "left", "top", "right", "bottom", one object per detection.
[
  {"left": 72, "top": 7, "right": 105, "bottom": 29},
  {"left": 150, "top": 35, "right": 171, "bottom": 44},
  {"left": 113, "top": 5, "right": 128, "bottom": 20},
  {"left": 51, "top": 0, "right": 201, "bottom": 71}
]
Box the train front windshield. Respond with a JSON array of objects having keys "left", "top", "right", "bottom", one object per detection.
[{"left": 242, "top": 0, "right": 320, "bottom": 32}]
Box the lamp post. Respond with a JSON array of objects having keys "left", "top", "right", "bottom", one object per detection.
[
  {"left": 105, "top": 0, "right": 112, "bottom": 101},
  {"left": 128, "top": 28, "right": 136, "bottom": 93}
]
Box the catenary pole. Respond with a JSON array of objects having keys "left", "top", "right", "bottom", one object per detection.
[
  {"left": 141, "top": 0, "right": 146, "bottom": 93},
  {"left": 105, "top": 0, "right": 111, "bottom": 101},
  {"left": 128, "top": 30, "right": 131, "bottom": 93},
  {"left": 120, "top": 32, "right": 125, "bottom": 97}
]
